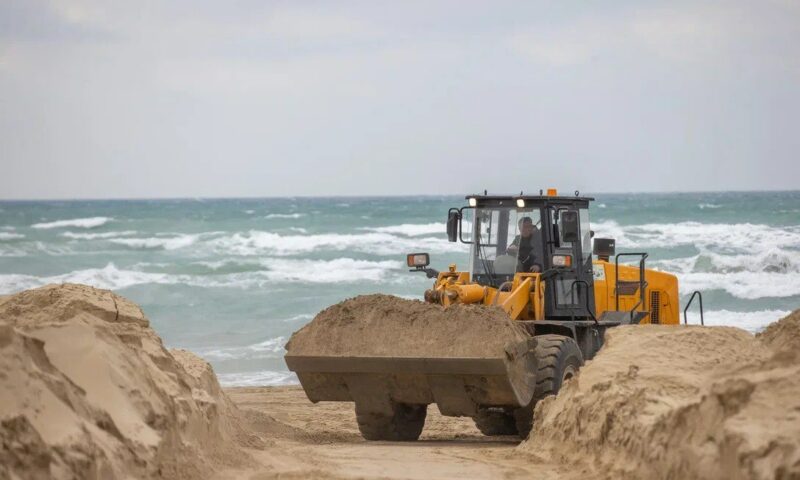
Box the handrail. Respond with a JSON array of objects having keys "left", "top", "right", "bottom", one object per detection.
[
  {"left": 614, "top": 252, "right": 649, "bottom": 315},
  {"left": 568, "top": 279, "right": 598, "bottom": 324},
  {"left": 683, "top": 291, "right": 704, "bottom": 326}
]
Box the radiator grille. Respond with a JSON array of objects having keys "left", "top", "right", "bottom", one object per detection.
[{"left": 650, "top": 291, "right": 661, "bottom": 324}]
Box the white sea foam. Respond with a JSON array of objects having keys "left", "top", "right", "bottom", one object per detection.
[
  {"left": 361, "top": 223, "right": 446, "bottom": 236},
  {"left": 206, "top": 230, "right": 465, "bottom": 256},
  {"left": 110, "top": 234, "right": 200, "bottom": 250},
  {"left": 31, "top": 217, "right": 112, "bottom": 229},
  {"left": 281, "top": 313, "right": 314, "bottom": 323},
  {"left": 0, "top": 263, "right": 173, "bottom": 294},
  {"left": 260, "top": 258, "right": 403, "bottom": 283},
  {"left": 61, "top": 230, "right": 137, "bottom": 240},
  {"left": 217, "top": 370, "right": 298, "bottom": 387},
  {"left": 264, "top": 213, "right": 305, "bottom": 219},
  {"left": 592, "top": 220, "right": 800, "bottom": 251},
  {"left": 288, "top": 227, "right": 308, "bottom": 233},
  {"left": 0, "top": 257, "right": 410, "bottom": 294},
  {"left": 0, "top": 232, "right": 24, "bottom": 240},
  {"left": 653, "top": 248, "right": 800, "bottom": 276},
  {"left": 198, "top": 336, "right": 286, "bottom": 361},
  {"left": 698, "top": 203, "right": 723, "bottom": 209},
  {"left": 677, "top": 271, "right": 800, "bottom": 300},
  {"left": 698, "top": 309, "right": 791, "bottom": 333}
]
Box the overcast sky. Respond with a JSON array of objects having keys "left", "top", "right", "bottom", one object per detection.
[{"left": 1, "top": 1, "right": 798, "bottom": 199}]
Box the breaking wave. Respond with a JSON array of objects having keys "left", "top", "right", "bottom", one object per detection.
[
  {"left": 109, "top": 234, "right": 201, "bottom": 250},
  {"left": 361, "top": 223, "right": 446, "bottom": 236},
  {"left": 31, "top": 217, "right": 112, "bottom": 229},
  {"left": 699, "top": 309, "right": 791, "bottom": 333},
  {"left": 0, "top": 257, "right": 409, "bottom": 294},
  {"left": 62, "top": 230, "right": 138, "bottom": 240},
  {"left": 0, "top": 232, "right": 24, "bottom": 240},
  {"left": 216, "top": 370, "right": 297, "bottom": 387},
  {"left": 592, "top": 220, "right": 800, "bottom": 251},
  {"left": 197, "top": 336, "right": 286, "bottom": 361},
  {"left": 265, "top": 213, "right": 305, "bottom": 219},
  {"left": 206, "top": 230, "right": 465, "bottom": 256}
]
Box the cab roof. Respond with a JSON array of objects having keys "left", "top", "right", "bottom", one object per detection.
[{"left": 465, "top": 193, "right": 595, "bottom": 206}]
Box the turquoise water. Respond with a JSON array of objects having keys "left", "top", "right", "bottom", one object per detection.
[{"left": 1, "top": 192, "right": 798, "bottom": 385}]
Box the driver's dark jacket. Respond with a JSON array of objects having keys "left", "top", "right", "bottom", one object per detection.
[{"left": 509, "top": 230, "right": 543, "bottom": 271}]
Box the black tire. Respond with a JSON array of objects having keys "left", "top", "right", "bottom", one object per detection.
[
  {"left": 355, "top": 403, "right": 427, "bottom": 441},
  {"left": 514, "top": 334, "right": 583, "bottom": 439},
  {"left": 473, "top": 407, "right": 518, "bottom": 436}
]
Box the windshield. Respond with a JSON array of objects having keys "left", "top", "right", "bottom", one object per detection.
[{"left": 471, "top": 207, "right": 543, "bottom": 286}]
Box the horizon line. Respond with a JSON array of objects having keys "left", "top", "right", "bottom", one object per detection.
[{"left": 0, "top": 187, "right": 798, "bottom": 203}]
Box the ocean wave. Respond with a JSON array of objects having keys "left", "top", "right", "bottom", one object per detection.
[
  {"left": 206, "top": 230, "right": 466, "bottom": 256},
  {"left": 653, "top": 248, "right": 800, "bottom": 276},
  {"left": 361, "top": 223, "right": 446, "bottom": 236},
  {"left": 110, "top": 234, "right": 200, "bottom": 250},
  {"left": 281, "top": 313, "right": 314, "bottom": 323},
  {"left": 0, "top": 257, "right": 410, "bottom": 294},
  {"left": 216, "top": 370, "right": 297, "bottom": 387},
  {"left": 264, "top": 213, "right": 305, "bottom": 219},
  {"left": 31, "top": 217, "right": 112, "bottom": 229},
  {"left": 677, "top": 271, "right": 800, "bottom": 300},
  {"left": 198, "top": 336, "right": 286, "bottom": 361},
  {"left": 0, "top": 232, "right": 24, "bottom": 240},
  {"left": 260, "top": 258, "right": 403, "bottom": 283},
  {"left": 592, "top": 220, "right": 800, "bottom": 251},
  {"left": 0, "top": 263, "right": 172, "bottom": 294},
  {"left": 698, "top": 203, "right": 722, "bottom": 209},
  {"left": 61, "top": 230, "right": 138, "bottom": 240},
  {"left": 698, "top": 309, "right": 791, "bottom": 333}
]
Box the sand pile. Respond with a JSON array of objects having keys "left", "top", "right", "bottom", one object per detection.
[
  {"left": 0, "top": 284, "right": 249, "bottom": 480},
  {"left": 520, "top": 311, "right": 800, "bottom": 480},
  {"left": 286, "top": 294, "right": 530, "bottom": 358},
  {"left": 757, "top": 309, "right": 800, "bottom": 352}
]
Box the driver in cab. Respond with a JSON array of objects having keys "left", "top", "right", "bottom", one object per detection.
[{"left": 506, "top": 216, "right": 543, "bottom": 272}]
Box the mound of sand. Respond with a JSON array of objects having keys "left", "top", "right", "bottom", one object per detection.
[
  {"left": 0, "top": 284, "right": 249, "bottom": 480},
  {"left": 286, "top": 294, "right": 529, "bottom": 358},
  {"left": 520, "top": 311, "right": 800, "bottom": 480},
  {"left": 757, "top": 309, "right": 800, "bottom": 352}
]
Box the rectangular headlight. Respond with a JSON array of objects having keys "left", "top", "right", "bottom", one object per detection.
[
  {"left": 552, "top": 254, "right": 572, "bottom": 267},
  {"left": 407, "top": 253, "right": 430, "bottom": 268}
]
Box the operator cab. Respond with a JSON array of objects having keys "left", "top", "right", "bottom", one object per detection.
[{"left": 447, "top": 193, "right": 595, "bottom": 320}]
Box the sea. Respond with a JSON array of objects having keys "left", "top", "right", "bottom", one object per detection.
[{"left": 1, "top": 191, "right": 798, "bottom": 387}]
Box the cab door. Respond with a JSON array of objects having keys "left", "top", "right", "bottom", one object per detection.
[{"left": 542, "top": 205, "right": 595, "bottom": 320}]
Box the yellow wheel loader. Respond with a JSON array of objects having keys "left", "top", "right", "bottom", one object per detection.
[{"left": 285, "top": 192, "right": 690, "bottom": 440}]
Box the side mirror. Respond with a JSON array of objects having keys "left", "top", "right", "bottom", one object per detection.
[
  {"left": 561, "top": 210, "right": 579, "bottom": 243},
  {"left": 446, "top": 210, "right": 460, "bottom": 242}
]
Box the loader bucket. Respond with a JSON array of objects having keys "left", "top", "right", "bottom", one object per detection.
[
  {"left": 284, "top": 294, "right": 538, "bottom": 418},
  {"left": 285, "top": 337, "right": 537, "bottom": 417}
]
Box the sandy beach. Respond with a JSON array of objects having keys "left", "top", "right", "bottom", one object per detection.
[
  {"left": 2, "top": 284, "right": 799, "bottom": 479},
  {"left": 218, "top": 386, "right": 566, "bottom": 480}
]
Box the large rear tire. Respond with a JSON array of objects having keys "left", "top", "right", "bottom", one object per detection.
[
  {"left": 356, "top": 403, "right": 427, "bottom": 441},
  {"left": 473, "top": 407, "right": 518, "bottom": 436},
  {"left": 514, "top": 334, "right": 583, "bottom": 439}
]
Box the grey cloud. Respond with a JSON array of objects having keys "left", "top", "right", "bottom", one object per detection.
[{"left": 1, "top": 1, "right": 799, "bottom": 199}]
